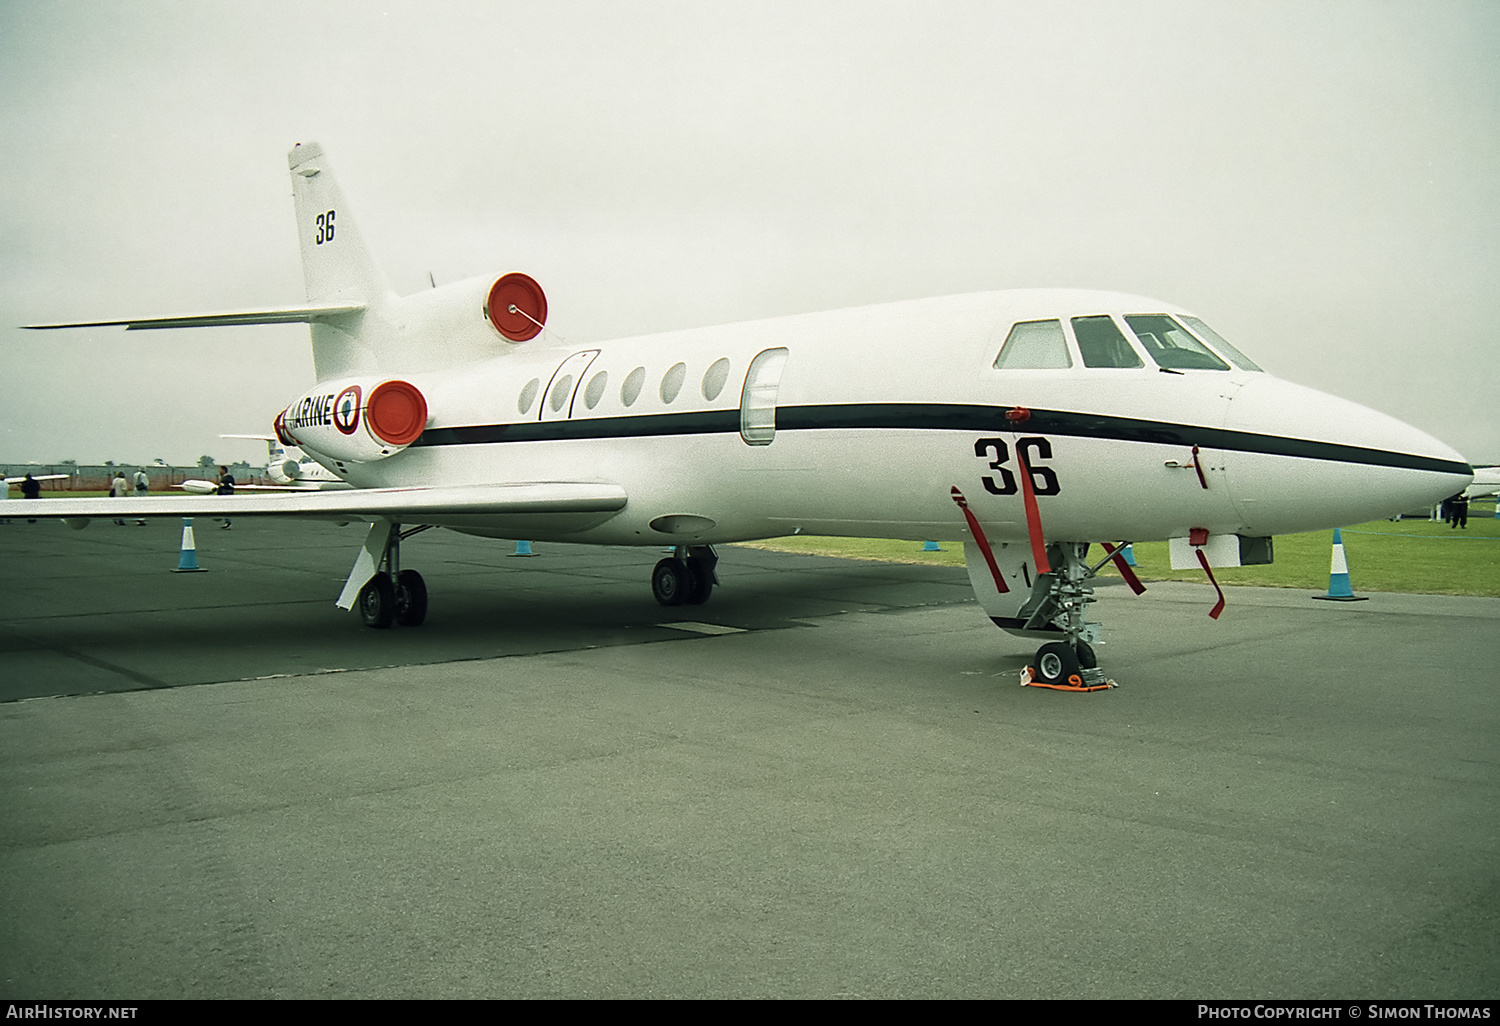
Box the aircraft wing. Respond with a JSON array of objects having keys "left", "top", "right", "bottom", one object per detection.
[
  {"left": 21, "top": 481, "right": 627, "bottom": 526},
  {"left": 200, "top": 482, "right": 353, "bottom": 492},
  {"left": 174, "top": 480, "right": 352, "bottom": 494},
  {"left": 23, "top": 303, "right": 365, "bottom": 330},
  {"left": 4, "top": 474, "right": 69, "bottom": 484}
]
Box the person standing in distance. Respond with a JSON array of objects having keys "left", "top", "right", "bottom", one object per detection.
[
  {"left": 216, "top": 465, "right": 235, "bottom": 529},
  {"left": 20, "top": 472, "right": 41, "bottom": 523},
  {"left": 109, "top": 471, "right": 129, "bottom": 525},
  {"left": 132, "top": 467, "right": 149, "bottom": 526}
]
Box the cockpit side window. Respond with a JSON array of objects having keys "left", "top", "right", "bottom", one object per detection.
[
  {"left": 993, "top": 319, "right": 1071, "bottom": 370},
  {"left": 1124, "top": 314, "right": 1231, "bottom": 371},
  {"left": 1071, "top": 315, "right": 1143, "bottom": 368},
  {"left": 1179, "top": 315, "right": 1263, "bottom": 372}
]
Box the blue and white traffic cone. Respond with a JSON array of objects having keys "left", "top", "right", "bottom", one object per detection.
[
  {"left": 1312, "top": 528, "right": 1366, "bottom": 601},
  {"left": 511, "top": 540, "right": 536, "bottom": 557},
  {"left": 922, "top": 540, "right": 942, "bottom": 551},
  {"left": 1121, "top": 543, "right": 1138, "bottom": 567},
  {"left": 172, "top": 518, "right": 207, "bottom": 573}
]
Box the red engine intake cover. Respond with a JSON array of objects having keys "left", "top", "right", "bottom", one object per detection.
[
  {"left": 273, "top": 410, "right": 295, "bottom": 447},
  {"left": 486, "top": 272, "right": 548, "bottom": 341},
  {"left": 365, "top": 380, "right": 428, "bottom": 447}
]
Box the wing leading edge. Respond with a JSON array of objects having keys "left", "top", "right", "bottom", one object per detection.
[
  {"left": 23, "top": 303, "right": 365, "bottom": 331},
  {"left": 22, "top": 481, "right": 628, "bottom": 525}
]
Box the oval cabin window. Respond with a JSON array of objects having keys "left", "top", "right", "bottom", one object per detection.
[
  {"left": 660, "top": 362, "right": 686, "bottom": 404},
  {"left": 518, "top": 377, "right": 540, "bottom": 415},
  {"left": 584, "top": 371, "right": 608, "bottom": 410},
  {"left": 702, "top": 358, "right": 730, "bottom": 400},
  {"left": 621, "top": 367, "right": 645, "bottom": 407}
]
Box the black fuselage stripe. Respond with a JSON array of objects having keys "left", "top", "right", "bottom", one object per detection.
[{"left": 411, "top": 403, "right": 1469, "bottom": 476}]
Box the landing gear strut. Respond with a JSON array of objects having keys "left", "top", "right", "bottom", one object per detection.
[
  {"left": 345, "top": 522, "right": 431, "bottom": 629},
  {"left": 1018, "top": 542, "right": 1115, "bottom": 691},
  {"left": 652, "top": 545, "right": 717, "bottom": 606}
]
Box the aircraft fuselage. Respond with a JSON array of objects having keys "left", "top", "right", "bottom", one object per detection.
[{"left": 292, "top": 288, "right": 1467, "bottom": 548}]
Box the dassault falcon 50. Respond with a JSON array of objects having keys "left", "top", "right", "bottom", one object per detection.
[{"left": 24, "top": 142, "right": 1471, "bottom": 688}]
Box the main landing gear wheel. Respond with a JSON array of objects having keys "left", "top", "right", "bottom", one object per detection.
[
  {"left": 652, "top": 558, "right": 689, "bottom": 606},
  {"left": 685, "top": 555, "right": 714, "bottom": 605},
  {"left": 394, "top": 569, "right": 428, "bottom": 627},
  {"left": 359, "top": 575, "right": 396, "bottom": 629}
]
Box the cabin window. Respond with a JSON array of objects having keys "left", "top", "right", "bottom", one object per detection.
[
  {"left": 621, "top": 367, "right": 645, "bottom": 407},
  {"left": 548, "top": 374, "right": 574, "bottom": 412},
  {"left": 661, "top": 362, "right": 687, "bottom": 403},
  {"left": 1179, "top": 315, "right": 1263, "bottom": 372},
  {"left": 1071, "top": 315, "right": 1143, "bottom": 368},
  {"left": 518, "top": 377, "right": 540, "bottom": 415},
  {"left": 703, "top": 357, "right": 731, "bottom": 401},
  {"left": 584, "top": 371, "right": 609, "bottom": 410},
  {"left": 740, "top": 347, "right": 789, "bottom": 445},
  {"left": 1125, "top": 314, "right": 1231, "bottom": 371},
  {"left": 993, "top": 319, "right": 1071, "bottom": 369}
]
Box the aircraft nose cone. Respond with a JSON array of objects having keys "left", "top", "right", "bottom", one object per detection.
[{"left": 1222, "top": 377, "right": 1471, "bottom": 535}]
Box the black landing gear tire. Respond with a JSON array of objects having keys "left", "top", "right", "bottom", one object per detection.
[
  {"left": 394, "top": 569, "right": 428, "bottom": 627},
  {"left": 652, "top": 558, "right": 690, "bottom": 606},
  {"left": 1074, "top": 640, "right": 1097, "bottom": 670},
  {"left": 359, "top": 575, "right": 396, "bottom": 629},
  {"left": 1034, "top": 641, "right": 1082, "bottom": 686},
  {"left": 685, "top": 556, "right": 714, "bottom": 605}
]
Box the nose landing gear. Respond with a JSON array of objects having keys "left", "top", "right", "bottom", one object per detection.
[{"left": 1018, "top": 542, "right": 1117, "bottom": 691}]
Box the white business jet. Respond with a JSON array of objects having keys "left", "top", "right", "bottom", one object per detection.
[
  {"left": 24, "top": 143, "right": 1471, "bottom": 688},
  {"left": 175, "top": 436, "right": 350, "bottom": 494},
  {"left": 1464, "top": 466, "right": 1499, "bottom": 501}
]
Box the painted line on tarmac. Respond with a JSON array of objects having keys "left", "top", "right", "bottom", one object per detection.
[{"left": 657, "top": 621, "right": 749, "bottom": 636}]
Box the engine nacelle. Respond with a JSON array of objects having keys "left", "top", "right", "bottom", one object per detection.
[
  {"left": 485, "top": 272, "right": 548, "bottom": 341},
  {"left": 278, "top": 378, "right": 429, "bottom": 465}
]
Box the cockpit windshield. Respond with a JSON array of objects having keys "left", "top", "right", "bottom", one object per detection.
[
  {"left": 993, "top": 319, "right": 1072, "bottom": 370},
  {"left": 1177, "top": 315, "right": 1262, "bottom": 372},
  {"left": 1124, "top": 314, "right": 1231, "bottom": 371},
  {"left": 1071, "top": 315, "right": 1143, "bottom": 368}
]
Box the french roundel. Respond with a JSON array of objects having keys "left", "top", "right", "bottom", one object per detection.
[
  {"left": 333, "top": 385, "right": 363, "bottom": 435},
  {"left": 366, "top": 380, "right": 428, "bottom": 446},
  {"left": 486, "top": 272, "right": 548, "bottom": 342}
]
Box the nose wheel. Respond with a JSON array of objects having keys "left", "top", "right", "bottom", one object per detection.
[{"left": 1028, "top": 639, "right": 1104, "bottom": 690}]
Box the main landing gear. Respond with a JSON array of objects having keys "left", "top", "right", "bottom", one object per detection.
[
  {"left": 1017, "top": 541, "right": 1117, "bottom": 691},
  {"left": 652, "top": 545, "right": 717, "bottom": 607},
  {"left": 359, "top": 568, "right": 427, "bottom": 629},
  {"left": 348, "top": 522, "right": 431, "bottom": 629}
]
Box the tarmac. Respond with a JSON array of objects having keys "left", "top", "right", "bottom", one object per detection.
[{"left": 0, "top": 515, "right": 1496, "bottom": 998}]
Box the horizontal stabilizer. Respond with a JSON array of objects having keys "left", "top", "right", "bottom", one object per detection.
[
  {"left": 19, "top": 480, "right": 627, "bottom": 522},
  {"left": 24, "top": 303, "right": 365, "bottom": 331}
]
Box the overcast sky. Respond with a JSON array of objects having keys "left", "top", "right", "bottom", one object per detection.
[{"left": 2, "top": 0, "right": 1496, "bottom": 467}]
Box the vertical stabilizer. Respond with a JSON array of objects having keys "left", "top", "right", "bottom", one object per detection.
[{"left": 288, "top": 142, "right": 394, "bottom": 379}]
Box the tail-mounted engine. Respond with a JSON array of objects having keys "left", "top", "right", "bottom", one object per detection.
[
  {"left": 277, "top": 378, "right": 429, "bottom": 464},
  {"left": 486, "top": 272, "right": 548, "bottom": 341}
]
